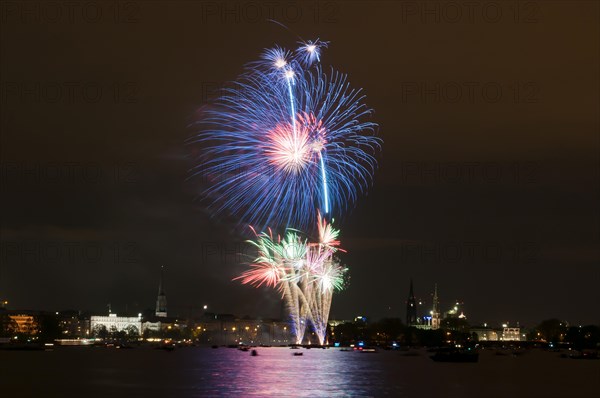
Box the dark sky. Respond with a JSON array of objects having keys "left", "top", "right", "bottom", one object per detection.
[{"left": 1, "top": 1, "right": 598, "bottom": 327}]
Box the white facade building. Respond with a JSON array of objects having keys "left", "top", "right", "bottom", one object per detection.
[
  {"left": 472, "top": 328, "right": 500, "bottom": 341},
  {"left": 501, "top": 327, "right": 522, "bottom": 341},
  {"left": 90, "top": 313, "right": 142, "bottom": 336}
]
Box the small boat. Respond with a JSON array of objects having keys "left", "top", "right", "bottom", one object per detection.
[
  {"left": 360, "top": 348, "right": 377, "bottom": 353},
  {"left": 569, "top": 351, "right": 599, "bottom": 360},
  {"left": 251, "top": 349, "right": 258, "bottom": 356},
  {"left": 431, "top": 347, "right": 478, "bottom": 363},
  {"left": 293, "top": 352, "right": 303, "bottom": 356},
  {"left": 156, "top": 343, "right": 175, "bottom": 351}
]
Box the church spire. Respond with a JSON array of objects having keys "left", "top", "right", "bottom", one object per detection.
[
  {"left": 155, "top": 266, "right": 167, "bottom": 317},
  {"left": 158, "top": 266, "right": 165, "bottom": 295},
  {"left": 432, "top": 283, "right": 438, "bottom": 313},
  {"left": 431, "top": 283, "right": 440, "bottom": 330}
]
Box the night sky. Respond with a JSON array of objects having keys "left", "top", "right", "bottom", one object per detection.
[{"left": 1, "top": 1, "right": 598, "bottom": 327}]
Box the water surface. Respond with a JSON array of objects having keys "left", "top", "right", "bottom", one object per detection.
[{"left": 1, "top": 347, "right": 598, "bottom": 397}]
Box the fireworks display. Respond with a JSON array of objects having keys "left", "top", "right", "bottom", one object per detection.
[
  {"left": 235, "top": 213, "right": 346, "bottom": 344},
  {"left": 195, "top": 38, "right": 380, "bottom": 345},
  {"left": 193, "top": 39, "right": 380, "bottom": 232}
]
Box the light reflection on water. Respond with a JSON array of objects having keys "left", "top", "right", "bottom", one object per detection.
[
  {"left": 1, "top": 347, "right": 598, "bottom": 397},
  {"left": 196, "top": 348, "right": 386, "bottom": 397}
]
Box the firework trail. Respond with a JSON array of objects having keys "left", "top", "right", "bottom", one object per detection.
[{"left": 235, "top": 213, "right": 346, "bottom": 344}]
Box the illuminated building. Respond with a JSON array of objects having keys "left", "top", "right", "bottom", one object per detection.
[
  {"left": 8, "top": 314, "right": 38, "bottom": 335},
  {"left": 445, "top": 300, "right": 466, "bottom": 319},
  {"left": 409, "top": 283, "right": 442, "bottom": 330},
  {"left": 501, "top": 327, "right": 522, "bottom": 341},
  {"left": 141, "top": 317, "right": 183, "bottom": 335},
  {"left": 90, "top": 313, "right": 142, "bottom": 336},
  {"left": 328, "top": 319, "right": 351, "bottom": 327},
  {"left": 471, "top": 324, "right": 522, "bottom": 341},
  {"left": 141, "top": 320, "right": 165, "bottom": 334},
  {"left": 190, "top": 315, "right": 292, "bottom": 345},
  {"left": 404, "top": 283, "right": 465, "bottom": 331},
  {"left": 58, "top": 311, "right": 90, "bottom": 338},
  {"left": 471, "top": 327, "right": 499, "bottom": 341}
]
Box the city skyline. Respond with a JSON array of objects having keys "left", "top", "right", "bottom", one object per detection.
[{"left": 0, "top": 272, "right": 592, "bottom": 328}]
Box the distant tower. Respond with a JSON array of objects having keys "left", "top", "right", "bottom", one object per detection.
[
  {"left": 431, "top": 284, "right": 441, "bottom": 330},
  {"left": 155, "top": 266, "right": 167, "bottom": 317},
  {"left": 406, "top": 279, "right": 417, "bottom": 326}
]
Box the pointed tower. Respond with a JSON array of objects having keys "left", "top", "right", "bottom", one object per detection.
[
  {"left": 431, "top": 284, "right": 441, "bottom": 330},
  {"left": 406, "top": 279, "right": 417, "bottom": 326},
  {"left": 155, "top": 266, "right": 167, "bottom": 317}
]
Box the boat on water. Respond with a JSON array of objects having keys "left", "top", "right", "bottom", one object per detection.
[
  {"left": 568, "top": 350, "right": 599, "bottom": 360},
  {"left": 359, "top": 347, "right": 377, "bottom": 353},
  {"left": 155, "top": 342, "right": 175, "bottom": 351},
  {"left": 431, "top": 347, "right": 479, "bottom": 363}
]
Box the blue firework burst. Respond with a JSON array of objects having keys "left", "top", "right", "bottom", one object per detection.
[{"left": 191, "top": 40, "right": 381, "bottom": 232}]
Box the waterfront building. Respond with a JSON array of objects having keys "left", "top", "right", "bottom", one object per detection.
[
  {"left": 58, "top": 311, "right": 90, "bottom": 338},
  {"left": 90, "top": 313, "right": 142, "bottom": 336},
  {"left": 501, "top": 327, "right": 522, "bottom": 341},
  {"left": 8, "top": 313, "right": 38, "bottom": 335},
  {"left": 190, "top": 315, "right": 292, "bottom": 345},
  {"left": 471, "top": 327, "right": 500, "bottom": 341},
  {"left": 328, "top": 319, "right": 351, "bottom": 327}
]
